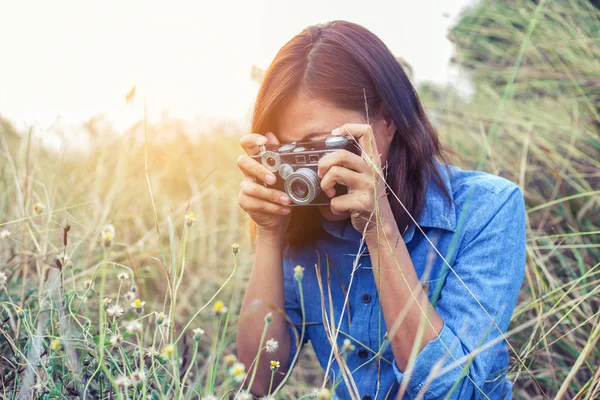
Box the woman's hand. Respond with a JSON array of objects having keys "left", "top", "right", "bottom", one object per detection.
[
  {"left": 318, "top": 123, "right": 394, "bottom": 235},
  {"left": 237, "top": 132, "right": 292, "bottom": 236}
]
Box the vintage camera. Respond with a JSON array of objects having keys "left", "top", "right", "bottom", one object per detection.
[{"left": 252, "top": 135, "right": 360, "bottom": 206}]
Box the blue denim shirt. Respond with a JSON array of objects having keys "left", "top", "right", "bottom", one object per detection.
[{"left": 282, "top": 164, "right": 526, "bottom": 400}]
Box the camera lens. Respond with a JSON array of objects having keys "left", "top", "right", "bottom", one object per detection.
[
  {"left": 291, "top": 180, "right": 308, "bottom": 198},
  {"left": 285, "top": 168, "right": 321, "bottom": 205}
]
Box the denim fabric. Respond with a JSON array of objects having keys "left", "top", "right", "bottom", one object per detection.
[{"left": 282, "top": 164, "right": 526, "bottom": 400}]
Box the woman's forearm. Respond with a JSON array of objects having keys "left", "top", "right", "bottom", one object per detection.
[
  {"left": 365, "top": 215, "right": 443, "bottom": 371},
  {"left": 236, "top": 228, "right": 292, "bottom": 395}
]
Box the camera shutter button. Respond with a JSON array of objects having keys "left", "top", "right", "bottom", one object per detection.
[{"left": 325, "top": 135, "right": 349, "bottom": 148}]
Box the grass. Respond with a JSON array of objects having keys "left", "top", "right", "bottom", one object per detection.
[{"left": 1, "top": 0, "right": 599, "bottom": 398}]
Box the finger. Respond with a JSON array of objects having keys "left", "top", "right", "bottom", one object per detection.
[
  {"left": 241, "top": 179, "right": 291, "bottom": 205},
  {"left": 332, "top": 123, "right": 378, "bottom": 163},
  {"left": 240, "top": 134, "right": 269, "bottom": 155},
  {"left": 320, "top": 166, "right": 369, "bottom": 196},
  {"left": 330, "top": 193, "right": 375, "bottom": 217},
  {"left": 318, "top": 149, "right": 367, "bottom": 179},
  {"left": 264, "top": 131, "right": 280, "bottom": 146},
  {"left": 237, "top": 155, "right": 277, "bottom": 184},
  {"left": 239, "top": 192, "right": 291, "bottom": 215}
]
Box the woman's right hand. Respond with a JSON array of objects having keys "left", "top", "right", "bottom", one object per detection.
[{"left": 237, "top": 132, "right": 292, "bottom": 235}]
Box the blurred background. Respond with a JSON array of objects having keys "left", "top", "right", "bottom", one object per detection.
[{"left": 1, "top": 0, "right": 599, "bottom": 398}]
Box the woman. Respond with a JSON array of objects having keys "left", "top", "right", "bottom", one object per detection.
[{"left": 236, "top": 21, "right": 526, "bottom": 400}]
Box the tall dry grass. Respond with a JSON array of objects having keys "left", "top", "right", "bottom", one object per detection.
[{"left": 0, "top": 0, "right": 599, "bottom": 398}]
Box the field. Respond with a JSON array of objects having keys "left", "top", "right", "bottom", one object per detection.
[{"left": 1, "top": 0, "right": 599, "bottom": 399}]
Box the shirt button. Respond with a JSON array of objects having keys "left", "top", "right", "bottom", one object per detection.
[
  {"left": 363, "top": 396, "right": 372, "bottom": 400},
  {"left": 358, "top": 349, "right": 368, "bottom": 358},
  {"left": 361, "top": 293, "right": 371, "bottom": 303}
]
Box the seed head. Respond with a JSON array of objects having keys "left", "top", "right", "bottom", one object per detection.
[
  {"left": 130, "top": 369, "right": 147, "bottom": 385},
  {"left": 0, "top": 229, "right": 10, "bottom": 240},
  {"left": 114, "top": 375, "right": 131, "bottom": 390},
  {"left": 155, "top": 312, "right": 170, "bottom": 327},
  {"left": 235, "top": 394, "right": 253, "bottom": 400},
  {"left": 265, "top": 338, "right": 279, "bottom": 353},
  {"left": 231, "top": 243, "right": 239, "bottom": 255},
  {"left": 106, "top": 304, "right": 124, "bottom": 320},
  {"left": 117, "top": 272, "right": 129, "bottom": 281},
  {"left": 83, "top": 280, "right": 93, "bottom": 290},
  {"left": 126, "top": 320, "right": 143, "bottom": 333},
  {"left": 103, "top": 297, "right": 112, "bottom": 309},
  {"left": 110, "top": 335, "right": 123, "bottom": 348}
]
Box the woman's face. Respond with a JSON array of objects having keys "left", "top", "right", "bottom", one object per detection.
[{"left": 275, "top": 92, "right": 395, "bottom": 221}]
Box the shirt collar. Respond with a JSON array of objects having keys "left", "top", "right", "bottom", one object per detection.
[{"left": 322, "top": 161, "right": 456, "bottom": 244}]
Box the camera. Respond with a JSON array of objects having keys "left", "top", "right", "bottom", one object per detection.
[{"left": 252, "top": 135, "right": 360, "bottom": 206}]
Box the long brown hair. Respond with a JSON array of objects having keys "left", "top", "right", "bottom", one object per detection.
[{"left": 252, "top": 21, "right": 451, "bottom": 246}]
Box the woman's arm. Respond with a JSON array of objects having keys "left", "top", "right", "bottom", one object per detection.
[{"left": 236, "top": 227, "right": 293, "bottom": 396}]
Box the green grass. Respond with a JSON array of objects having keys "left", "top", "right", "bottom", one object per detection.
[{"left": 1, "top": 0, "right": 599, "bottom": 398}]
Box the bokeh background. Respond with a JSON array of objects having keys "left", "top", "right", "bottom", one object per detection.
[{"left": 1, "top": 0, "right": 599, "bottom": 398}]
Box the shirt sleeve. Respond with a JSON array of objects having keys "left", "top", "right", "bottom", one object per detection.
[
  {"left": 392, "top": 185, "right": 527, "bottom": 399},
  {"left": 282, "top": 249, "right": 309, "bottom": 370}
]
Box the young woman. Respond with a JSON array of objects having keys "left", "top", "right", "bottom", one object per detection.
[{"left": 236, "top": 21, "right": 526, "bottom": 400}]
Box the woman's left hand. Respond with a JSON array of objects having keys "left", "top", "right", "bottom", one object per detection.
[{"left": 317, "top": 123, "right": 394, "bottom": 235}]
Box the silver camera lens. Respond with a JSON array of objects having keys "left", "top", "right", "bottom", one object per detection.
[{"left": 284, "top": 168, "right": 321, "bottom": 205}]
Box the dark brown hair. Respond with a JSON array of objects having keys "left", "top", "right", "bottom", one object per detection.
[{"left": 252, "top": 20, "right": 451, "bottom": 246}]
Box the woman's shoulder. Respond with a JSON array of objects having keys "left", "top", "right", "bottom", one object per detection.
[
  {"left": 447, "top": 164, "right": 521, "bottom": 199},
  {"left": 445, "top": 165, "right": 525, "bottom": 232}
]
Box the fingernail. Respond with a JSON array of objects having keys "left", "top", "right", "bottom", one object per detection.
[
  {"left": 280, "top": 195, "right": 290, "bottom": 204},
  {"left": 282, "top": 207, "right": 290, "bottom": 214},
  {"left": 257, "top": 137, "right": 267, "bottom": 145},
  {"left": 327, "top": 188, "right": 336, "bottom": 198},
  {"left": 331, "top": 128, "right": 342, "bottom": 135},
  {"left": 265, "top": 174, "right": 276, "bottom": 184}
]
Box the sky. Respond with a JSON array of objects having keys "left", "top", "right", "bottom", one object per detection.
[{"left": 0, "top": 0, "right": 475, "bottom": 135}]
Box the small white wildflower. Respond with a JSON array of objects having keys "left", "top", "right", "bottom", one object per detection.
[
  {"left": 185, "top": 212, "right": 196, "bottom": 227},
  {"left": 114, "top": 375, "right": 131, "bottom": 389},
  {"left": 0, "top": 271, "right": 7, "bottom": 286},
  {"left": 106, "top": 304, "right": 124, "bottom": 320},
  {"left": 235, "top": 394, "right": 253, "bottom": 400},
  {"left": 33, "top": 202, "right": 45, "bottom": 215},
  {"left": 100, "top": 224, "right": 115, "bottom": 249},
  {"left": 193, "top": 327, "right": 205, "bottom": 341},
  {"left": 202, "top": 395, "right": 217, "bottom": 400},
  {"left": 126, "top": 320, "right": 143, "bottom": 334},
  {"left": 265, "top": 338, "right": 279, "bottom": 353},
  {"left": 117, "top": 272, "right": 129, "bottom": 281},
  {"left": 224, "top": 354, "right": 238, "bottom": 367},
  {"left": 131, "top": 298, "right": 146, "bottom": 311},
  {"left": 294, "top": 265, "right": 305, "bottom": 280},
  {"left": 260, "top": 397, "right": 276, "bottom": 400},
  {"left": 228, "top": 362, "right": 246, "bottom": 383},
  {"left": 270, "top": 360, "right": 280, "bottom": 371},
  {"left": 342, "top": 338, "right": 355, "bottom": 353},
  {"left": 0, "top": 229, "right": 10, "bottom": 240}
]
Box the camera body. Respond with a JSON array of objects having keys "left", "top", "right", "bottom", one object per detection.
[{"left": 252, "top": 135, "right": 360, "bottom": 206}]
